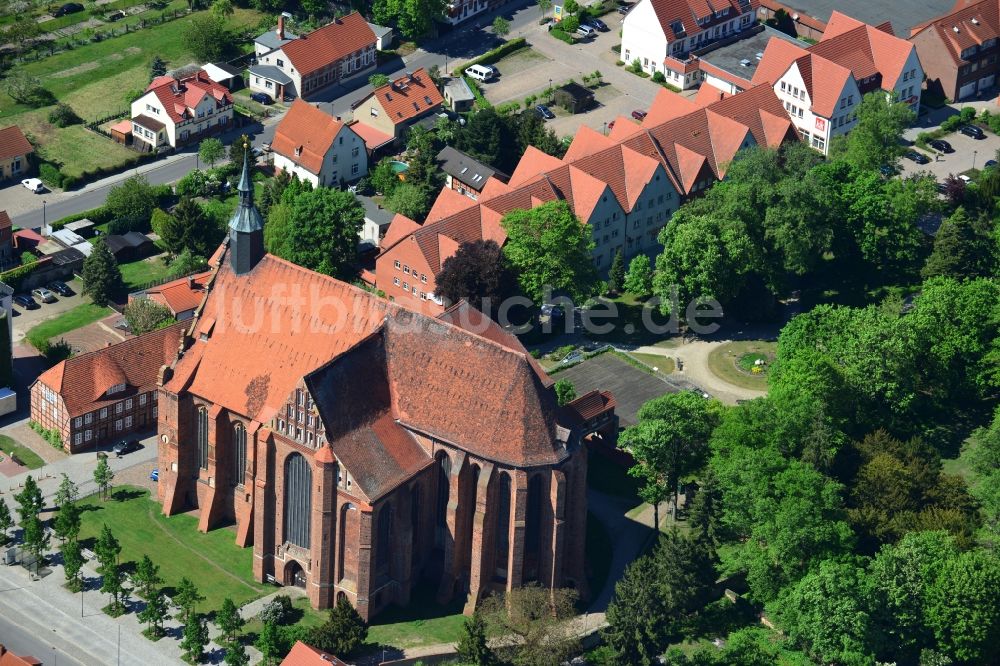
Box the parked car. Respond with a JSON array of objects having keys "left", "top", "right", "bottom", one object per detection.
[
  {"left": 631, "top": 109, "right": 647, "bottom": 120},
  {"left": 959, "top": 173, "right": 973, "bottom": 183},
  {"left": 535, "top": 104, "right": 555, "bottom": 120},
  {"left": 106, "top": 9, "right": 126, "bottom": 20},
  {"left": 588, "top": 18, "right": 609, "bottom": 31},
  {"left": 250, "top": 92, "right": 273, "bottom": 105},
  {"left": 13, "top": 294, "right": 38, "bottom": 310},
  {"left": 150, "top": 468, "right": 159, "bottom": 482},
  {"left": 960, "top": 124, "right": 985, "bottom": 139},
  {"left": 113, "top": 439, "right": 141, "bottom": 456},
  {"left": 929, "top": 139, "right": 954, "bottom": 153},
  {"left": 48, "top": 281, "right": 73, "bottom": 297},
  {"left": 53, "top": 2, "right": 83, "bottom": 16},
  {"left": 904, "top": 150, "right": 930, "bottom": 164},
  {"left": 576, "top": 24, "right": 596, "bottom": 38},
  {"left": 617, "top": 5, "right": 629, "bottom": 13},
  {"left": 985, "top": 159, "right": 998, "bottom": 168},
  {"left": 465, "top": 64, "right": 497, "bottom": 82},
  {"left": 21, "top": 178, "right": 44, "bottom": 193},
  {"left": 31, "top": 288, "right": 56, "bottom": 304}
]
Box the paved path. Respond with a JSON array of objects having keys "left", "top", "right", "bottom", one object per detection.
[{"left": 632, "top": 339, "right": 767, "bottom": 404}]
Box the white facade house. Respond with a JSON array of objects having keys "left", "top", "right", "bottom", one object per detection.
[
  {"left": 621, "top": 0, "right": 757, "bottom": 86},
  {"left": 270, "top": 99, "right": 368, "bottom": 188},
  {"left": 129, "top": 72, "right": 233, "bottom": 149}
]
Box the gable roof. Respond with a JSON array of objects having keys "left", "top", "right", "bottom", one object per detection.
[
  {"left": 0, "top": 645, "right": 42, "bottom": 666},
  {"left": 0, "top": 126, "right": 33, "bottom": 160},
  {"left": 35, "top": 321, "right": 187, "bottom": 417},
  {"left": 437, "top": 146, "right": 500, "bottom": 189},
  {"left": 811, "top": 11, "right": 917, "bottom": 90},
  {"left": 751, "top": 37, "right": 855, "bottom": 116},
  {"left": 142, "top": 271, "right": 212, "bottom": 315},
  {"left": 141, "top": 71, "right": 232, "bottom": 124},
  {"left": 909, "top": 0, "right": 999, "bottom": 65},
  {"left": 280, "top": 641, "right": 348, "bottom": 666},
  {"left": 366, "top": 68, "right": 444, "bottom": 126},
  {"left": 646, "top": 0, "right": 759, "bottom": 42},
  {"left": 279, "top": 12, "right": 376, "bottom": 76},
  {"left": 272, "top": 99, "right": 348, "bottom": 174}
]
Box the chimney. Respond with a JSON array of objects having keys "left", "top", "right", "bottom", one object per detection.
[
  {"left": 188, "top": 275, "right": 194, "bottom": 288},
  {"left": 277, "top": 15, "right": 285, "bottom": 40}
]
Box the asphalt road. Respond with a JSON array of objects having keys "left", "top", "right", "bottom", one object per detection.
[{"left": 9, "top": 0, "right": 538, "bottom": 232}]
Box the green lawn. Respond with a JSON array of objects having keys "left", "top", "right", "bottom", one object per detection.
[
  {"left": 119, "top": 255, "right": 174, "bottom": 291},
  {"left": 0, "top": 434, "right": 45, "bottom": 470},
  {"left": 25, "top": 302, "right": 112, "bottom": 350},
  {"left": 705, "top": 341, "right": 775, "bottom": 392},
  {"left": 628, "top": 352, "right": 675, "bottom": 375},
  {"left": 582, "top": 294, "right": 681, "bottom": 346},
  {"left": 77, "top": 486, "right": 268, "bottom": 609}
]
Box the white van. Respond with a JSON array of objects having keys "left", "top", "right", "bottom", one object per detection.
[
  {"left": 576, "top": 24, "right": 596, "bottom": 38},
  {"left": 464, "top": 64, "right": 496, "bottom": 82}
]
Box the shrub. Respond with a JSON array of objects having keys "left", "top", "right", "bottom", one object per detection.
[
  {"left": 496, "top": 101, "right": 520, "bottom": 115},
  {"left": 0, "top": 260, "right": 39, "bottom": 292},
  {"left": 107, "top": 215, "right": 150, "bottom": 234},
  {"left": 453, "top": 37, "right": 528, "bottom": 75},
  {"left": 48, "top": 103, "right": 81, "bottom": 128},
  {"left": 652, "top": 71, "right": 666, "bottom": 83},
  {"left": 60, "top": 174, "right": 78, "bottom": 190},
  {"left": 561, "top": 15, "right": 580, "bottom": 32},
  {"left": 630, "top": 58, "right": 643, "bottom": 74},
  {"left": 39, "top": 162, "right": 62, "bottom": 188},
  {"left": 257, "top": 595, "right": 294, "bottom": 625},
  {"left": 551, "top": 28, "right": 573, "bottom": 43},
  {"left": 989, "top": 114, "right": 1000, "bottom": 135},
  {"left": 29, "top": 421, "right": 63, "bottom": 449},
  {"left": 941, "top": 115, "right": 963, "bottom": 132},
  {"left": 959, "top": 106, "right": 977, "bottom": 122}
]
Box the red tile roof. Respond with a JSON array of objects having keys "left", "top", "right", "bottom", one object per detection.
[
  {"left": 751, "top": 37, "right": 854, "bottom": 116},
  {"left": 348, "top": 120, "right": 394, "bottom": 152},
  {"left": 142, "top": 71, "right": 232, "bottom": 124},
  {"left": 0, "top": 645, "right": 41, "bottom": 666},
  {"left": 142, "top": 271, "right": 212, "bottom": 316},
  {"left": 0, "top": 210, "right": 10, "bottom": 231},
  {"left": 377, "top": 84, "right": 796, "bottom": 296},
  {"left": 647, "top": 0, "right": 760, "bottom": 42},
  {"left": 561, "top": 389, "right": 616, "bottom": 424},
  {"left": 365, "top": 68, "right": 444, "bottom": 126},
  {"left": 910, "top": 0, "right": 1000, "bottom": 63},
  {"left": 280, "top": 641, "right": 349, "bottom": 666},
  {"left": 280, "top": 12, "right": 376, "bottom": 76},
  {"left": 0, "top": 126, "right": 32, "bottom": 161},
  {"left": 758, "top": 0, "right": 827, "bottom": 32},
  {"left": 272, "top": 99, "right": 348, "bottom": 174},
  {"left": 34, "top": 321, "right": 187, "bottom": 417}
]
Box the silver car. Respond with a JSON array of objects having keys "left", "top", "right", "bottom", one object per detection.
[{"left": 31, "top": 287, "right": 56, "bottom": 303}]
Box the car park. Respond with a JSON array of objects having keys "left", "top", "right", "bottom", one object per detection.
[
  {"left": 960, "top": 124, "right": 985, "bottom": 139},
  {"left": 929, "top": 139, "right": 954, "bottom": 153},
  {"left": 535, "top": 104, "right": 555, "bottom": 120},
  {"left": 21, "top": 178, "right": 44, "bottom": 193},
  {"left": 48, "top": 281, "right": 73, "bottom": 297},
  {"left": 31, "top": 288, "right": 56, "bottom": 304},
  {"left": 13, "top": 294, "right": 38, "bottom": 310},
  {"left": 250, "top": 92, "right": 273, "bottom": 105},
  {"left": 905, "top": 150, "right": 930, "bottom": 164},
  {"left": 588, "top": 18, "right": 609, "bottom": 31},
  {"left": 631, "top": 109, "right": 647, "bottom": 120},
  {"left": 113, "top": 439, "right": 141, "bottom": 456}
]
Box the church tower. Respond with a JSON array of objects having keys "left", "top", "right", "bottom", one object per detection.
[{"left": 229, "top": 144, "right": 265, "bottom": 275}]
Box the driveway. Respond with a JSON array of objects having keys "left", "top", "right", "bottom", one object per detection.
[
  {"left": 899, "top": 127, "right": 1000, "bottom": 181},
  {"left": 10, "top": 278, "right": 88, "bottom": 344}
]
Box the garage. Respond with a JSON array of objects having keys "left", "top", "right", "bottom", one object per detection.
[{"left": 959, "top": 81, "right": 978, "bottom": 99}]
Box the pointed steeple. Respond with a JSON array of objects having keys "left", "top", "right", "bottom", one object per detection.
[{"left": 229, "top": 142, "right": 265, "bottom": 275}]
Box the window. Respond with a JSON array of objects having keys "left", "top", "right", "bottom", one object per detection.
[
  {"left": 297, "top": 390, "right": 304, "bottom": 406},
  {"left": 393, "top": 277, "right": 400, "bottom": 286},
  {"left": 352, "top": 147, "right": 359, "bottom": 157},
  {"left": 394, "top": 260, "right": 401, "bottom": 269},
  {"left": 840, "top": 98, "right": 846, "bottom": 109},
  {"left": 265, "top": 80, "right": 273, "bottom": 89},
  {"left": 125, "top": 399, "right": 133, "bottom": 410},
  {"left": 139, "top": 393, "right": 147, "bottom": 406},
  {"left": 125, "top": 416, "right": 132, "bottom": 428},
  {"left": 74, "top": 417, "right": 82, "bottom": 428},
  {"left": 85, "top": 412, "right": 93, "bottom": 424},
  {"left": 108, "top": 383, "right": 125, "bottom": 395},
  {"left": 115, "top": 419, "right": 123, "bottom": 431},
  {"left": 283, "top": 453, "right": 312, "bottom": 548},
  {"left": 371, "top": 107, "right": 379, "bottom": 117},
  {"left": 197, "top": 407, "right": 209, "bottom": 469},
  {"left": 100, "top": 407, "right": 108, "bottom": 419},
  {"left": 848, "top": 94, "right": 854, "bottom": 105},
  {"left": 116, "top": 402, "right": 124, "bottom": 414},
  {"left": 233, "top": 423, "right": 246, "bottom": 486},
  {"left": 277, "top": 58, "right": 284, "bottom": 67},
  {"left": 85, "top": 430, "right": 92, "bottom": 442},
  {"left": 420, "top": 274, "right": 427, "bottom": 283},
  {"left": 403, "top": 282, "right": 409, "bottom": 291},
  {"left": 279, "top": 419, "right": 285, "bottom": 431},
  {"left": 352, "top": 163, "right": 359, "bottom": 175},
  {"left": 74, "top": 433, "right": 83, "bottom": 445}
]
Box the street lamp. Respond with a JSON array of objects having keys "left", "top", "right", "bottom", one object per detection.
[
  {"left": 974, "top": 149, "right": 978, "bottom": 171},
  {"left": 548, "top": 78, "right": 553, "bottom": 103},
  {"left": 42, "top": 200, "right": 46, "bottom": 231}
]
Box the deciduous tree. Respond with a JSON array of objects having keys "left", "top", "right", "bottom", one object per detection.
[
  {"left": 93, "top": 456, "right": 115, "bottom": 500},
  {"left": 481, "top": 585, "right": 578, "bottom": 666},
  {"left": 0, "top": 500, "right": 12, "bottom": 547},
  {"left": 53, "top": 501, "right": 81, "bottom": 543},
  {"left": 492, "top": 16, "right": 510, "bottom": 36},
  {"left": 216, "top": 597, "right": 244, "bottom": 644},
  {"left": 175, "top": 577, "right": 205, "bottom": 624},
  {"left": 14, "top": 475, "right": 43, "bottom": 524},
  {"left": 106, "top": 175, "right": 159, "bottom": 225},
  {"left": 182, "top": 13, "right": 231, "bottom": 62},
  {"left": 199, "top": 137, "right": 225, "bottom": 168},
  {"left": 61, "top": 538, "right": 84, "bottom": 591},
  {"left": 501, "top": 200, "right": 599, "bottom": 304},
  {"left": 830, "top": 91, "right": 915, "bottom": 171},
  {"left": 554, "top": 379, "right": 576, "bottom": 406},
  {"left": 55, "top": 473, "right": 79, "bottom": 506},
  {"left": 123, "top": 299, "right": 173, "bottom": 335},
  {"left": 133, "top": 554, "right": 163, "bottom": 600},
  {"left": 435, "top": 239, "right": 518, "bottom": 315},
  {"left": 623, "top": 254, "right": 653, "bottom": 297},
  {"left": 255, "top": 621, "right": 283, "bottom": 666},
  {"left": 925, "top": 549, "right": 1000, "bottom": 664}
]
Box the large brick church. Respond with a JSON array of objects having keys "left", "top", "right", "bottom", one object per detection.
[{"left": 156, "top": 155, "right": 617, "bottom": 619}]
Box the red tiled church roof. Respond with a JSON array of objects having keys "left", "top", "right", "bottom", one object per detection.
[{"left": 34, "top": 321, "right": 187, "bottom": 417}]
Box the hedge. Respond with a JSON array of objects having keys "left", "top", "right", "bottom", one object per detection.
[
  {"left": 551, "top": 29, "right": 574, "bottom": 44},
  {"left": 463, "top": 75, "right": 492, "bottom": 110},
  {"left": 50, "top": 206, "right": 114, "bottom": 232},
  {"left": 0, "top": 260, "right": 40, "bottom": 292},
  {"left": 453, "top": 37, "right": 528, "bottom": 76}
]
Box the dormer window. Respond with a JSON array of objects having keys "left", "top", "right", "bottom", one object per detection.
[{"left": 108, "top": 383, "right": 126, "bottom": 395}]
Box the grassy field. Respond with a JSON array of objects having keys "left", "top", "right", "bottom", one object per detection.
[
  {"left": 628, "top": 352, "right": 675, "bottom": 375},
  {"left": 25, "top": 302, "right": 112, "bottom": 350},
  {"left": 119, "top": 255, "right": 174, "bottom": 291},
  {"left": 1, "top": 7, "right": 263, "bottom": 177},
  {"left": 0, "top": 434, "right": 45, "bottom": 470},
  {"left": 77, "top": 486, "right": 268, "bottom": 609},
  {"left": 705, "top": 340, "right": 775, "bottom": 392}
]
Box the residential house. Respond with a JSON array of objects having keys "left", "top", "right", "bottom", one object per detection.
[
  {"left": 376, "top": 83, "right": 797, "bottom": 314},
  {"left": 437, "top": 146, "right": 507, "bottom": 200},
  {"left": 271, "top": 99, "right": 368, "bottom": 188},
  {"left": 0, "top": 126, "right": 33, "bottom": 182},
  {"left": 129, "top": 270, "right": 211, "bottom": 321},
  {"left": 621, "top": 0, "right": 759, "bottom": 86},
  {"left": 249, "top": 13, "right": 376, "bottom": 100},
  {"left": 0, "top": 211, "right": 13, "bottom": 266},
  {"left": 352, "top": 68, "right": 445, "bottom": 146},
  {"left": 30, "top": 321, "right": 187, "bottom": 453},
  {"left": 281, "top": 642, "right": 348, "bottom": 666},
  {"left": 0, "top": 644, "right": 41, "bottom": 666},
  {"left": 156, "top": 153, "right": 611, "bottom": 621},
  {"left": 693, "top": 24, "right": 801, "bottom": 94},
  {"left": 752, "top": 11, "right": 923, "bottom": 153},
  {"left": 909, "top": 0, "right": 1000, "bottom": 101},
  {"left": 130, "top": 71, "right": 233, "bottom": 149}
]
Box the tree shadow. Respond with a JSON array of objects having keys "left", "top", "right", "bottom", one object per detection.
[{"left": 110, "top": 487, "right": 145, "bottom": 502}]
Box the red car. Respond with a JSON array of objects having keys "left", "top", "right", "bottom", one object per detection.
[{"left": 632, "top": 109, "right": 647, "bottom": 120}]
